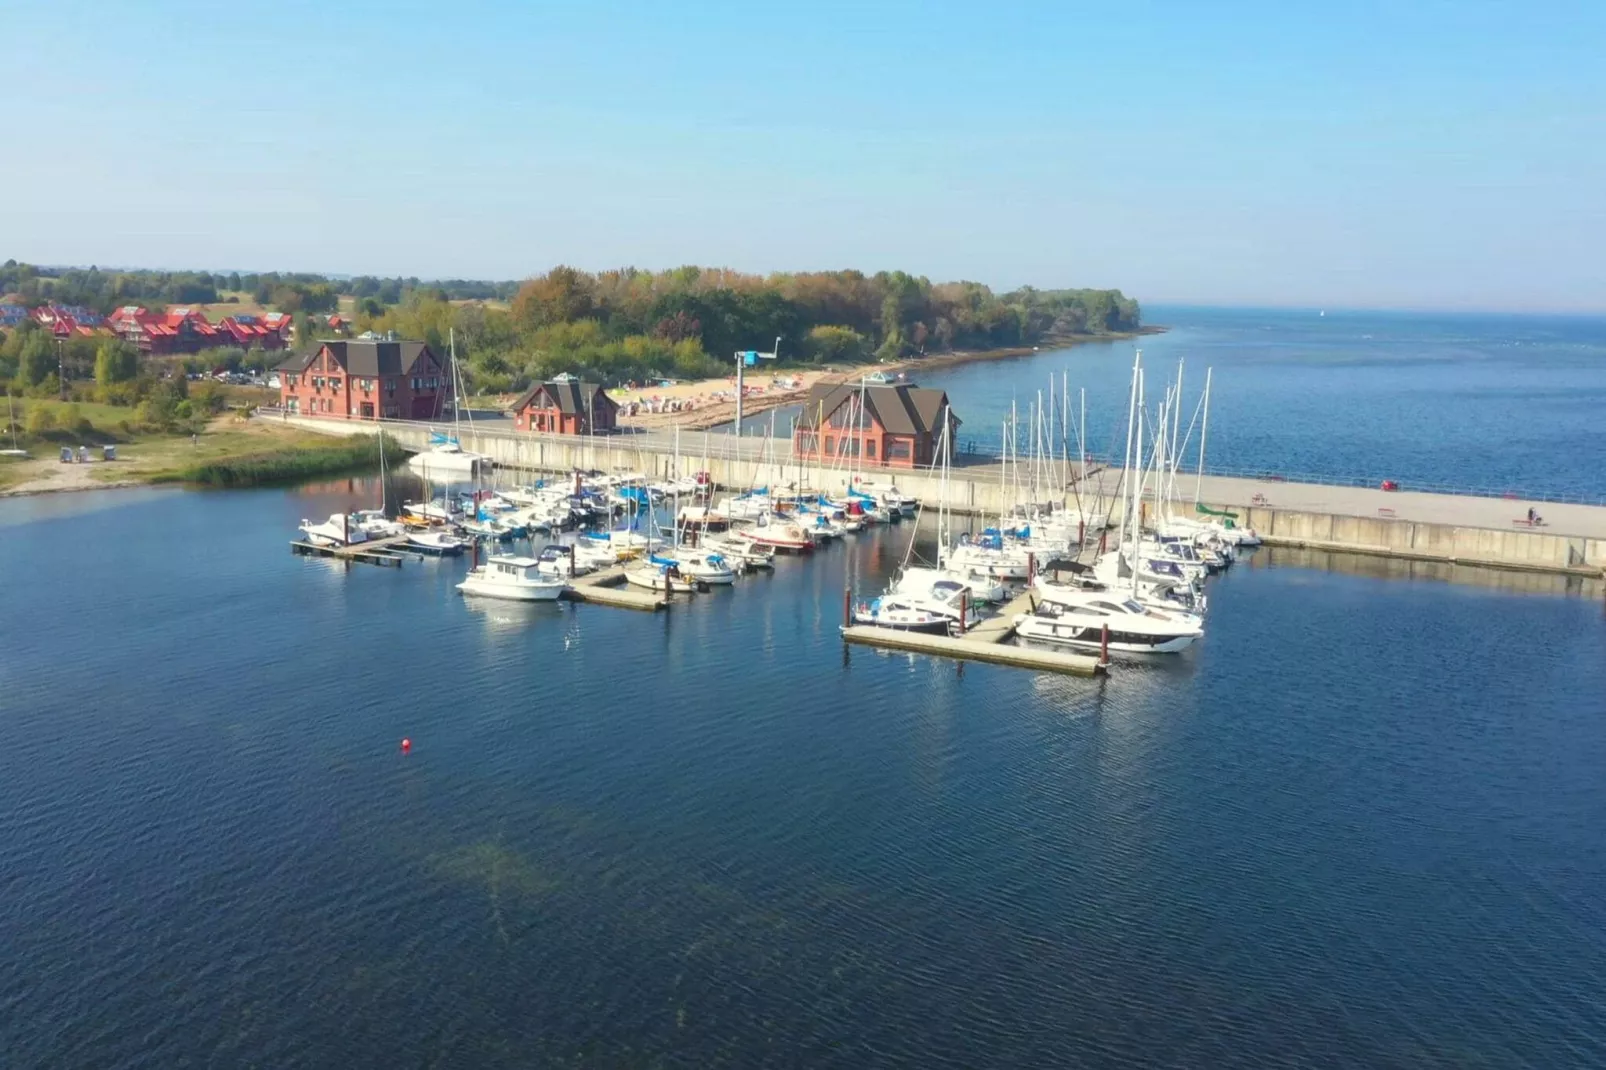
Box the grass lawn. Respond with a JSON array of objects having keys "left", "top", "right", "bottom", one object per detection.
[
  {"left": 93, "top": 422, "right": 348, "bottom": 484},
  {"left": 196, "top": 292, "right": 272, "bottom": 322},
  {"left": 0, "top": 454, "right": 26, "bottom": 491}
]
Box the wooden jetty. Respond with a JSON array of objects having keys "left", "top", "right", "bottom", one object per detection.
[
  {"left": 290, "top": 534, "right": 410, "bottom": 567},
  {"left": 840, "top": 624, "right": 1104, "bottom": 676},
  {"left": 840, "top": 586, "right": 1104, "bottom": 677},
  {"left": 561, "top": 564, "right": 667, "bottom": 612}
]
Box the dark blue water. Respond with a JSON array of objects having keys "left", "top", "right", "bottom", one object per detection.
[
  {"left": 744, "top": 308, "right": 1606, "bottom": 501},
  {"left": 2, "top": 483, "right": 1604, "bottom": 1067}
]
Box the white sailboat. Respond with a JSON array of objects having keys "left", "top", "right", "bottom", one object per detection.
[{"left": 410, "top": 328, "right": 487, "bottom": 477}]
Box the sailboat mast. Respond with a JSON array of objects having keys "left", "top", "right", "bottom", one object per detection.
[
  {"left": 1117, "top": 353, "right": 1140, "bottom": 554},
  {"left": 1194, "top": 367, "right": 1212, "bottom": 507},
  {"left": 1131, "top": 366, "right": 1145, "bottom": 597}
]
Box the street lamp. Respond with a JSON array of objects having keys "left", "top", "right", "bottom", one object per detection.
[{"left": 732, "top": 336, "right": 781, "bottom": 438}]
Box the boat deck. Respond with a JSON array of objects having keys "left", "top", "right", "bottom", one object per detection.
[
  {"left": 290, "top": 535, "right": 410, "bottom": 567},
  {"left": 561, "top": 565, "right": 667, "bottom": 612},
  {"left": 963, "top": 588, "right": 1041, "bottom": 643}
]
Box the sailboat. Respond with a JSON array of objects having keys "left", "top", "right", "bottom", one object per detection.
[{"left": 410, "top": 328, "right": 487, "bottom": 477}]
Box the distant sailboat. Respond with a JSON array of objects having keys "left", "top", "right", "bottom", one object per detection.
[{"left": 1319, "top": 310, "right": 1326, "bottom": 317}]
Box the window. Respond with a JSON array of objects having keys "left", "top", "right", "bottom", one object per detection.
[
  {"left": 796, "top": 432, "right": 819, "bottom": 453},
  {"left": 412, "top": 377, "right": 421, "bottom": 390},
  {"left": 887, "top": 437, "right": 912, "bottom": 460},
  {"left": 385, "top": 378, "right": 396, "bottom": 394},
  {"left": 827, "top": 396, "right": 868, "bottom": 429},
  {"left": 824, "top": 436, "right": 834, "bottom": 455}
]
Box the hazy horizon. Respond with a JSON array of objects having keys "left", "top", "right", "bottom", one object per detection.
[{"left": 8, "top": 1, "right": 1603, "bottom": 313}]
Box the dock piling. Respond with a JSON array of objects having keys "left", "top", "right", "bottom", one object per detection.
[{"left": 1100, "top": 623, "right": 1110, "bottom": 667}]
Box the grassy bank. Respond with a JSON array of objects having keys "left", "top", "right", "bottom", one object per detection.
[
  {"left": 1, "top": 420, "right": 406, "bottom": 497},
  {"left": 147, "top": 432, "right": 400, "bottom": 487}
]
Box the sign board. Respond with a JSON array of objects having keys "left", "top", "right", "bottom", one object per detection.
[{"left": 743, "top": 351, "right": 757, "bottom": 366}]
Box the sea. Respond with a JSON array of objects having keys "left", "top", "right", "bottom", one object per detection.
[
  {"left": 738, "top": 306, "right": 1606, "bottom": 502},
  {"left": 3, "top": 310, "right": 1606, "bottom": 1068}
]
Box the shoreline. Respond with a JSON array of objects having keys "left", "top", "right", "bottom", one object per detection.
[{"left": 615, "top": 326, "right": 1167, "bottom": 432}]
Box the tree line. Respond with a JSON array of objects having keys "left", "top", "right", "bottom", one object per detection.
[
  {"left": 360, "top": 265, "right": 1141, "bottom": 395},
  {"left": 3, "top": 259, "right": 1141, "bottom": 395}
]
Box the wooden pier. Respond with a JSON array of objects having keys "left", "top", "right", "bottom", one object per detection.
[
  {"left": 840, "top": 585, "right": 1103, "bottom": 676},
  {"left": 561, "top": 565, "right": 667, "bottom": 612},
  {"left": 290, "top": 535, "right": 410, "bottom": 567},
  {"left": 840, "top": 624, "right": 1104, "bottom": 676}
]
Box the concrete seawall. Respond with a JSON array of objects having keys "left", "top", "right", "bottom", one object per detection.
[{"left": 265, "top": 413, "right": 1606, "bottom": 581}]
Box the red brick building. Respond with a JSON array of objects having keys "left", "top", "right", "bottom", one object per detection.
[
  {"left": 510, "top": 377, "right": 619, "bottom": 434},
  {"left": 275, "top": 339, "right": 446, "bottom": 420},
  {"left": 792, "top": 382, "right": 959, "bottom": 468}
]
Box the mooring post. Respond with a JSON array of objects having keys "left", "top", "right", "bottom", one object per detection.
[
  {"left": 1027, "top": 552, "right": 1036, "bottom": 585},
  {"left": 843, "top": 586, "right": 852, "bottom": 629},
  {"left": 1099, "top": 530, "right": 1108, "bottom": 554},
  {"left": 470, "top": 538, "right": 478, "bottom": 568},
  {"left": 1100, "top": 623, "right": 1110, "bottom": 666},
  {"left": 1078, "top": 519, "right": 1085, "bottom": 548},
  {"left": 959, "top": 590, "right": 968, "bottom": 636}
]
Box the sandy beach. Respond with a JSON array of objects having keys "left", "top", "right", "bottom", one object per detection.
[{"left": 604, "top": 330, "right": 1162, "bottom": 431}]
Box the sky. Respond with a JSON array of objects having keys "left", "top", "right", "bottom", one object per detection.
[{"left": 5, "top": 0, "right": 1605, "bottom": 311}]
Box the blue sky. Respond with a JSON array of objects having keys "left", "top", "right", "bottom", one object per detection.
[{"left": 6, "top": 0, "right": 1604, "bottom": 311}]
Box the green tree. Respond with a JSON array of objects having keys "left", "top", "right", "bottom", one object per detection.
[
  {"left": 802, "top": 325, "right": 869, "bottom": 364},
  {"left": 18, "top": 331, "right": 54, "bottom": 386},
  {"left": 94, "top": 340, "right": 140, "bottom": 388}
]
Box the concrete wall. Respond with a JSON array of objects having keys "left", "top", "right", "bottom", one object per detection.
[
  {"left": 1238, "top": 505, "right": 1603, "bottom": 578},
  {"left": 267, "top": 413, "right": 1605, "bottom": 579}
]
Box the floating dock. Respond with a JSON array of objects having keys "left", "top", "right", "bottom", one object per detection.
[
  {"left": 290, "top": 535, "right": 409, "bottom": 567},
  {"left": 840, "top": 624, "right": 1104, "bottom": 676},
  {"left": 561, "top": 565, "right": 667, "bottom": 612}
]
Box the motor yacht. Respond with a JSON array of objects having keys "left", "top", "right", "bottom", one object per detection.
[{"left": 457, "top": 555, "right": 567, "bottom": 602}]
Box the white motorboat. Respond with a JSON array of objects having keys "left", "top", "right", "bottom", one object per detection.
[
  {"left": 894, "top": 565, "right": 1004, "bottom": 607},
  {"left": 1016, "top": 588, "right": 1202, "bottom": 654},
  {"left": 406, "top": 529, "right": 469, "bottom": 555},
  {"left": 624, "top": 560, "right": 703, "bottom": 594},
  {"left": 716, "top": 493, "right": 774, "bottom": 521},
  {"left": 884, "top": 569, "right": 985, "bottom": 629},
  {"left": 943, "top": 534, "right": 1031, "bottom": 581},
  {"left": 656, "top": 548, "right": 738, "bottom": 584},
  {"left": 534, "top": 544, "right": 591, "bottom": 577},
  {"left": 407, "top": 440, "right": 485, "bottom": 476},
  {"left": 350, "top": 509, "right": 404, "bottom": 539},
  {"left": 851, "top": 594, "right": 952, "bottom": 633},
  {"left": 300, "top": 513, "right": 368, "bottom": 547},
  {"left": 738, "top": 513, "right": 813, "bottom": 553},
  {"left": 699, "top": 533, "right": 775, "bottom": 569},
  {"left": 457, "top": 555, "right": 567, "bottom": 602}
]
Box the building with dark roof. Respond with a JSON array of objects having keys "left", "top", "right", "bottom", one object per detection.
[
  {"left": 510, "top": 376, "right": 619, "bottom": 435},
  {"left": 275, "top": 339, "right": 445, "bottom": 420},
  {"left": 792, "top": 381, "right": 959, "bottom": 468}
]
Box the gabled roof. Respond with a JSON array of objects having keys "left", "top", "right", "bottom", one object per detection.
[
  {"left": 275, "top": 339, "right": 439, "bottom": 375},
  {"left": 273, "top": 350, "right": 319, "bottom": 372},
  {"left": 795, "top": 382, "right": 960, "bottom": 436},
  {"left": 510, "top": 379, "right": 615, "bottom": 415}
]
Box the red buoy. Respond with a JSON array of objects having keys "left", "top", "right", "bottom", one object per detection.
[{"left": 400, "top": 738, "right": 412, "bottom": 754}]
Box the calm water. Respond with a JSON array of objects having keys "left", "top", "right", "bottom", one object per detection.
[
  {"left": 741, "top": 308, "right": 1606, "bottom": 501},
  {"left": 2, "top": 481, "right": 1605, "bottom": 1067}
]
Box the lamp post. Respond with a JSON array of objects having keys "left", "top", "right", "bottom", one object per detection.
[
  {"left": 732, "top": 336, "right": 781, "bottom": 439},
  {"left": 56, "top": 337, "right": 66, "bottom": 400}
]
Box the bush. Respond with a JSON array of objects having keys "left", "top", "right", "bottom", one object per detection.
[{"left": 25, "top": 404, "right": 54, "bottom": 434}]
